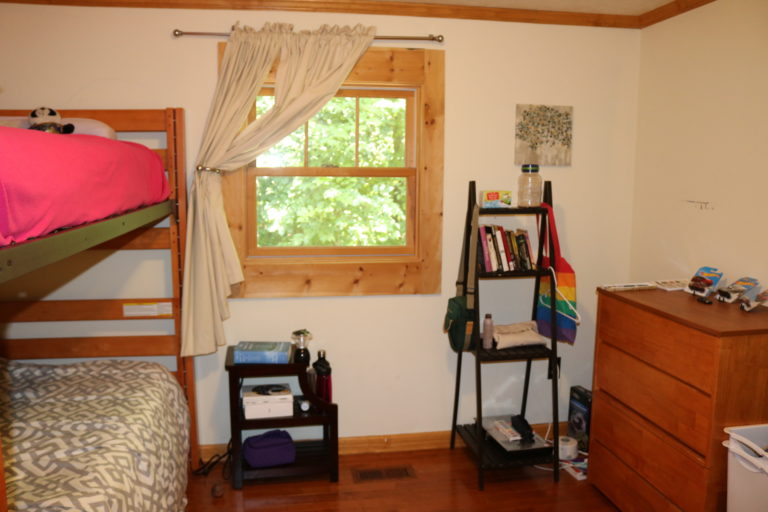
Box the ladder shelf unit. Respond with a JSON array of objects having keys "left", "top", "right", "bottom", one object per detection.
[{"left": 449, "top": 180, "right": 560, "bottom": 490}]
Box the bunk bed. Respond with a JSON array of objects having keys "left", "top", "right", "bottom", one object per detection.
[{"left": 0, "top": 108, "right": 198, "bottom": 511}]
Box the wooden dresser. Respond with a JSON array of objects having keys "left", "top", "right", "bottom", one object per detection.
[{"left": 590, "top": 289, "right": 768, "bottom": 511}]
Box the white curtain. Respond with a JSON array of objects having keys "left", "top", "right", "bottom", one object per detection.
[{"left": 182, "top": 23, "right": 375, "bottom": 357}]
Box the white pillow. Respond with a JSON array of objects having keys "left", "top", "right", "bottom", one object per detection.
[
  {"left": 0, "top": 117, "right": 26, "bottom": 129},
  {"left": 0, "top": 116, "right": 117, "bottom": 139},
  {"left": 63, "top": 118, "right": 117, "bottom": 139}
]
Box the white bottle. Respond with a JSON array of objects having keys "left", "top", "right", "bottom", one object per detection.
[
  {"left": 482, "top": 314, "right": 494, "bottom": 350},
  {"left": 518, "top": 164, "right": 542, "bottom": 207}
]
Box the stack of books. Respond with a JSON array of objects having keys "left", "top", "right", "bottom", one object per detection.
[
  {"left": 233, "top": 341, "right": 293, "bottom": 364},
  {"left": 478, "top": 224, "right": 535, "bottom": 273}
]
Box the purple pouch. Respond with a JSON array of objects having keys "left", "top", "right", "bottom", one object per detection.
[{"left": 243, "top": 430, "right": 296, "bottom": 468}]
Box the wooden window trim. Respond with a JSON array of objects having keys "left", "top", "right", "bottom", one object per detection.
[{"left": 222, "top": 47, "right": 444, "bottom": 297}]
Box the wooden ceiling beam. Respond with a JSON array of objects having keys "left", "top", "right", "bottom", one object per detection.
[
  {"left": 1, "top": 0, "right": 714, "bottom": 29},
  {"left": 638, "top": 0, "right": 718, "bottom": 28}
]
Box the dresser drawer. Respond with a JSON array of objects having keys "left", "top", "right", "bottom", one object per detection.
[
  {"left": 590, "top": 440, "right": 682, "bottom": 512},
  {"left": 598, "top": 294, "right": 719, "bottom": 394},
  {"left": 592, "top": 390, "right": 708, "bottom": 512},
  {"left": 595, "top": 344, "right": 713, "bottom": 456}
]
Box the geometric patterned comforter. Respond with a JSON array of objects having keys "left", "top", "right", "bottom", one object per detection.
[{"left": 0, "top": 359, "right": 189, "bottom": 512}]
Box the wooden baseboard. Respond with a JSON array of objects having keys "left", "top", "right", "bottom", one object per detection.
[
  {"left": 197, "top": 422, "right": 569, "bottom": 462},
  {"left": 339, "top": 430, "right": 455, "bottom": 455}
]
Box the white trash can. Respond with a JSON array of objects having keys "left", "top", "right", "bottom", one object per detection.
[{"left": 723, "top": 424, "right": 768, "bottom": 512}]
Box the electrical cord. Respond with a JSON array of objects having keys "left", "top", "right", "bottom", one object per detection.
[
  {"left": 192, "top": 440, "right": 233, "bottom": 499},
  {"left": 192, "top": 439, "right": 233, "bottom": 477}
]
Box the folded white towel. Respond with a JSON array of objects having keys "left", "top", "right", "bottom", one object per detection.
[{"left": 494, "top": 321, "right": 546, "bottom": 349}]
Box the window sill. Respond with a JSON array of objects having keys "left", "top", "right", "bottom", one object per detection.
[{"left": 236, "top": 257, "right": 439, "bottom": 298}]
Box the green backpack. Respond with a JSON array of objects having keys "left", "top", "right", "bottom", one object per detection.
[
  {"left": 444, "top": 204, "right": 479, "bottom": 353},
  {"left": 444, "top": 296, "right": 474, "bottom": 352}
]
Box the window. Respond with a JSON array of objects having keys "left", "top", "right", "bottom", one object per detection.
[
  {"left": 251, "top": 88, "right": 414, "bottom": 256},
  {"left": 222, "top": 47, "right": 444, "bottom": 297}
]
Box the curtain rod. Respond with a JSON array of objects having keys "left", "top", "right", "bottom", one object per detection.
[{"left": 172, "top": 29, "right": 444, "bottom": 42}]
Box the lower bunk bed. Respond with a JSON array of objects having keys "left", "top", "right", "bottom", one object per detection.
[
  {"left": 0, "top": 108, "right": 198, "bottom": 511},
  {"left": 0, "top": 358, "right": 188, "bottom": 510}
]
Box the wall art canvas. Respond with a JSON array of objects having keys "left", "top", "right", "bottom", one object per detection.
[{"left": 514, "top": 104, "right": 573, "bottom": 166}]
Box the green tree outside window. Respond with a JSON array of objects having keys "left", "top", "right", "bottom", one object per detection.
[{"left": 254, "top": 91, "right": 409, "bottom": 248}]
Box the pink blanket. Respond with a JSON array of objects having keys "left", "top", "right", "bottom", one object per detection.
[{"left": 0, "top": 127, "right": 170, "bottom": 246}]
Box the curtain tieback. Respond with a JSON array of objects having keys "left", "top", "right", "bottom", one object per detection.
[{"left": 196, "top": 165, "right": 223, "bottom": 174}]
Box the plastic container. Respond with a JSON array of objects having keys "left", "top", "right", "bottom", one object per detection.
[
  {"left": 722, "top": 424, "right": 768, "bottom": 512},
  {"left": 517, "top": 164, "right": 542, "bottom": 207},
  {"left": 482, "top": 314, "right": 494, "bottom": 349}
]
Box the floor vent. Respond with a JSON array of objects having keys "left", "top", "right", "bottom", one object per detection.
[{"left": 351, "top": 465, "right": 416, "bottom": 483}]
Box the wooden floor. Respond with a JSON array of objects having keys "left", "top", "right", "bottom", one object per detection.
[{"left": 187, "top": 447, "right": 618, "bottom": 511}]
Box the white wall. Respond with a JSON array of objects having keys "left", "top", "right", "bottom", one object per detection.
[
  {"left": 631, "top": 0, "right": 768, "bottom": 282},
  {"left": 0, "top": 3, "right": 641, "bottom": 444}
]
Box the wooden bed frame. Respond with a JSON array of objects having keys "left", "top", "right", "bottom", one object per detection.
[{"left": 0, "top": 108, "right": 199, "bottom": 507}]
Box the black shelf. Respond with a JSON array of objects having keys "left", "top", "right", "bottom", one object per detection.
[
  {"left": 236, "top": 395, "right": 335, "bottom": 429},
  {"left": 479, "top": 206, "right": 546, "bottom": 216},
  {"left": 450, "top": 180, "right": 560, "bottom": 490},
  {"left": 241, "top": 440, "right": 334, "bottom": 481},
  {"left": 478, "top": 269, "right": 547, "bottom": 279},
  {"left": 476, "top": 345, "right": 552, "bottom": 363},
  {"left": 225, "top": 346, "right": 339, "bottom": 489},
  {"left": 456, "top": 424, "right": 553, "bottom": 469}
]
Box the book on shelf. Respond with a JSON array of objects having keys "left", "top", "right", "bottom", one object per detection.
[
  {"left": 498, "top": 226, "right": 516, "bottom": 271},
  {"left": 477, "top": 224, "right": 539, "bottom": 273},
  {"left": 233, "top": 341, "right": 293, "bottom": 364},
  {"left": 478, "top": 226, "right": 492, "bottom": 272},
  {"left": 493, "top": 226, "right": 510, "bottom": 272},
  {"left": 521, "top": 230, "right": 536, "bottom": 270},
  {"left": 526, "top": 232, "right": 536, "bottom": 268},
  {"left": 484, "top": 227, "right": 499, "bottom": 271},
  {"left": 506, "top": 230, "right": 520, "bottom": 270},
  {"left": 515, "top": 230, "right": 533, "bottom": 270}
]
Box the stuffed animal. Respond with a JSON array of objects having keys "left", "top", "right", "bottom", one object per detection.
[{"left": 28, "top": 107, "right": 75, "bottom": 134}]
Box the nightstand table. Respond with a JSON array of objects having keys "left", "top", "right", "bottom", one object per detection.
[{"left": 225, "top": 346, "right": 339, "bottom": 488}]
